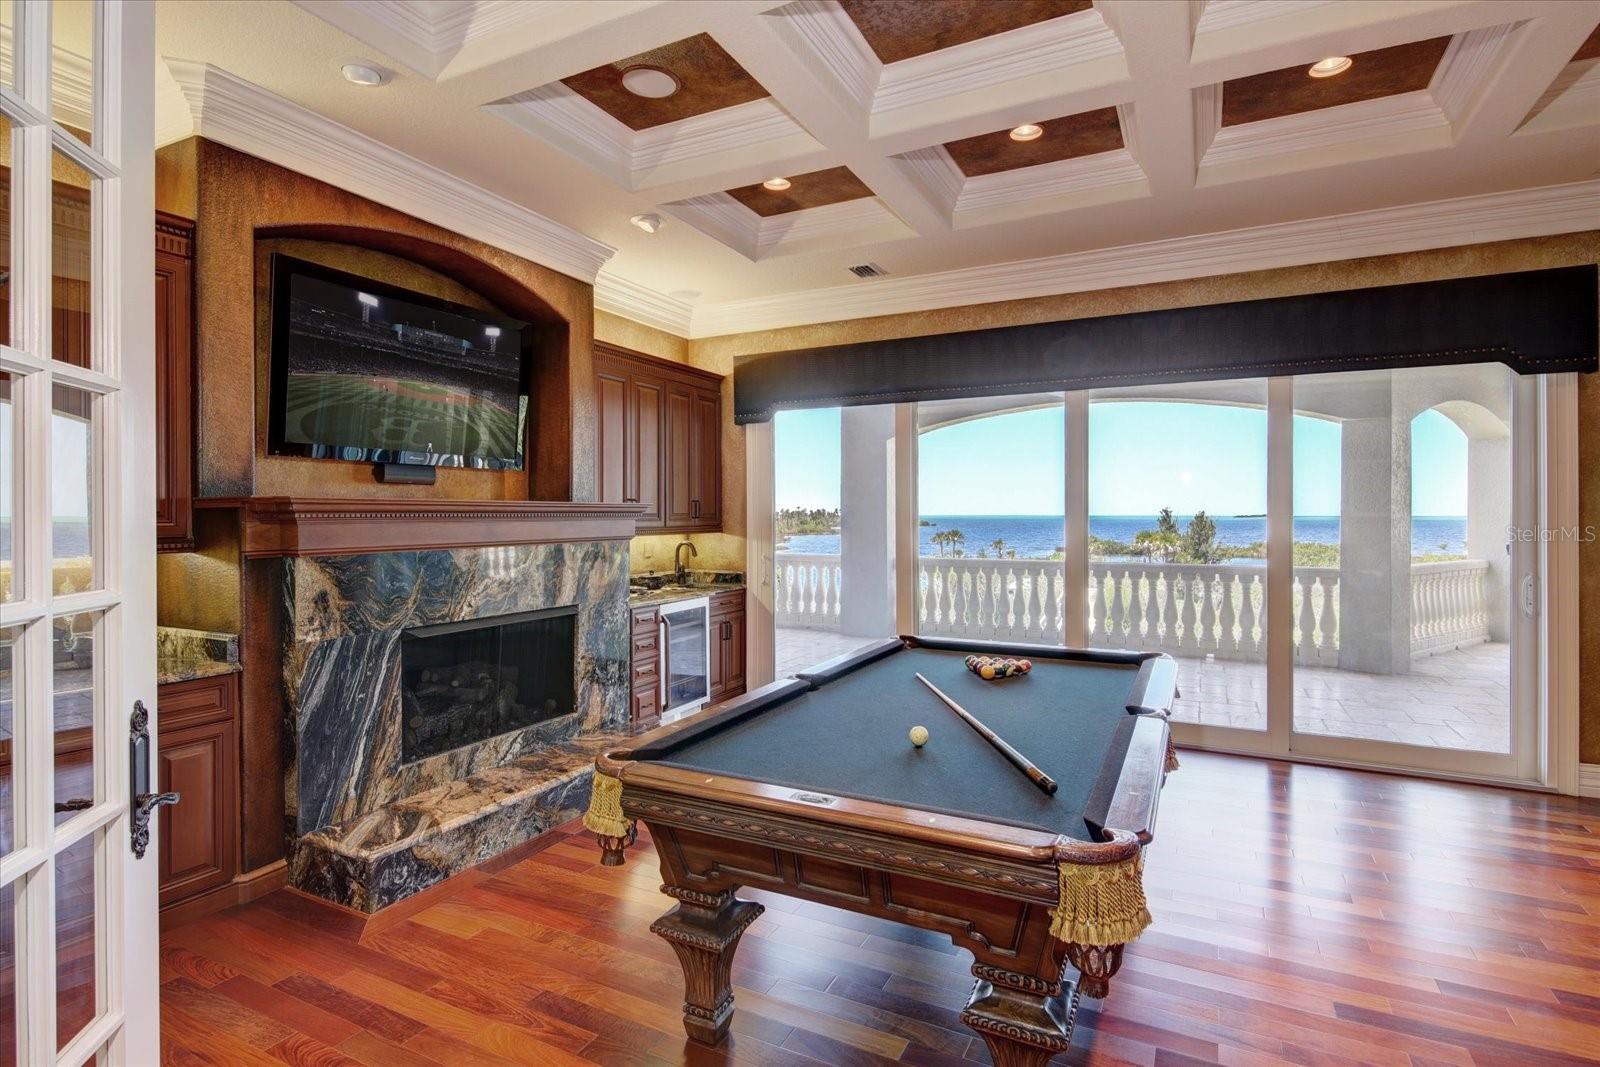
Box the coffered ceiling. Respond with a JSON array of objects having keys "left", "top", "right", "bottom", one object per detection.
[{"left": 138, "top": 0, "right": 1600, "bottom": 336}]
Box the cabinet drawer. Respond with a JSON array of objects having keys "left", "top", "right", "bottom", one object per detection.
[
  {"left": 158, "top": 672, "right": 238, "bottom": 730},
  {"left": 631, "top": 685, "right": 660, "bottom": 723},
  {"left": 631, "top": 607, "right": 660, "bottom": 633}
]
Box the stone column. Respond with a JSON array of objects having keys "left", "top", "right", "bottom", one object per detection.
[
  {"left": 1337, "top": 391, "right": 1412, "bottom": 675},
  {"left": 839, "top": 406, "right": 896, "bottom": 637}
]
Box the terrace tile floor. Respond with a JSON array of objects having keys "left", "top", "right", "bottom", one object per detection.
[{"left": 775, "top": 628, "right": 1511, "bottom": 754}]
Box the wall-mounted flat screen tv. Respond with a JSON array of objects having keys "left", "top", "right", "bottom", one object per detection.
[{"left": 267, "top": 254, "right": 532, "bottom": 470}]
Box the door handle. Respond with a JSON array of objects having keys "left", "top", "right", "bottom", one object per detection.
[
  {"left": 129, "top": 701, "right": 180, "bottom": 860},
  {"left": 658, "top": 617, "right": 669, "bottom": 710}
]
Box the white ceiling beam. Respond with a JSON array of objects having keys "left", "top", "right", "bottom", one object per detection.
[
  {"left": 709, "top": 6, "right": 953, "bottom": 235},
  {"left": 1100, "top": 0, "right": 1202, "bottom": 195},
  {"left": 1447, "top": 4, "right": 1600, "bottom": 142}
]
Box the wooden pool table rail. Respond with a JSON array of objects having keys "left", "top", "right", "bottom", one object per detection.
[{"left": 591, "top": 640, "right": 1177, "bottom": 1067}]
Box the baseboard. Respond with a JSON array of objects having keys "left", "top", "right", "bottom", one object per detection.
[
  {"left": 1580, "top": 763, "right": 1600, "bottom": 798},
  {"left": 159, "top": 859, "right": 288, "bottom": 931}
]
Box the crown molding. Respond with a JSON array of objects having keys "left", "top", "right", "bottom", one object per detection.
[
  {"left": 664, "top": 191, "right": 909, "bottom": 261},
  {"left": 1192, "top": 0, "right": 1337, "bottom": 36},
  {"left": 162, "top": 59, "right": 615, "bottom": 283},
  {"left": 955, "top": 148, "right": 1148, "bottom": 219},
  {"left": 594, "top": 272, "right": 695, "bottom": 336},
  {"left": 1431, "top": 20, "right": 1526, "bottom": 127},
  {"left": 0, "top": 28, "right": 92, "bottom": 131},
  {"left": 291, "top": 0, "right": 565, "bottom": 79},
  {"left": 872, "top": 7, "right": 1122, "bottom": 117},
  {"left": 892, "top": 147, "right": 964, "bottom": 217},
  {"left": 1202, "top": 90, "right": 1449, "bottom": 172},
  {"left": 1520, "top": 60, "right": 1600, "bottom": 135},
  {"left": 686, "top": 178, "right": 1600, "bottom": 336},
  {"left": 768, "top": 0, "right": 880, "bottom": 113},
  {"left": 487, "top": 84, "right": 818, "bottom": 191}
]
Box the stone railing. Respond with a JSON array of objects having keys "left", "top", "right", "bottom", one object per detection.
[
  {"left": 774, "top": 552, "right": 844, "bottom": 629},
  {"left": 1410, "top": 558, "right": 1492, "bottom": 655},
  {"left": 774, "top": 553, "right": 1491, "bottom": 661}
]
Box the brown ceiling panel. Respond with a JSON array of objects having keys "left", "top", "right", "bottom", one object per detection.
[
  {"left": 726, "top": 166, "right": 875, "bottom": 217},
  {"left": 1220, "top": 36, "right": 1451, "bottom": 127},
  {"left": 942, "top": 106, "right": 1123, "bottom": 176},
  {"left": 561, "top": 34, "right": 768, "bottom": 130},
  {"left": 838, "top": 0, "right": 1092, "bottom": 65},
  {"left": 1573, "top": 24, "right": 1600, "bottom": 63}
]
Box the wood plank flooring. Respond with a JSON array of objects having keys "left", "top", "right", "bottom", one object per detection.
[{"left": 159, "top": 751, "right": 1600, "bottom": 1065}]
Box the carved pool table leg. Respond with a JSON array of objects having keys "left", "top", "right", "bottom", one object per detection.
[
  {"left": 962, "top": 963, "right": 1078, "bottom": 1067},
  {"left": 650, "top": 886, "right": 764, "bottom": 1045},
  {"left": 1065, "top": 941, "right": 1125, "bottom": 1000}
]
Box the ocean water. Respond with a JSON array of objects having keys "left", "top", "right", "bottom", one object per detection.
[
  {"left": 0, "top": 520, "right": 92, "bottom": 560},
  {"left": 778, "top": 514, "right": 1469, "bottom": 559}
]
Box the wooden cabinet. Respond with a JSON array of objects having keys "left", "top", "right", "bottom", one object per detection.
[
  {"left": 155, "top": 213, "right": 195, "bottom": 549},
  {"left": 156, "top": 672, "right": 239, "bottom": 910},
  {"left": 708, "top": 589, "right": 746, "bottom": 704},
  {"left": 595, "top": 343, "right": 722, "bottom": 534},
  {"left": 630, "top": 606, "right": 662, "bottom": 725}
]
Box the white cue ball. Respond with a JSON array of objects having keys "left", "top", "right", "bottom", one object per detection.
[{"left": 909, "top": 725, "right": 930, "bottom": 748}]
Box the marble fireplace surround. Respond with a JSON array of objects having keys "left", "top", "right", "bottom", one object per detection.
[{"left": 280, "top": 530, "right": 633, "bottom": 911}]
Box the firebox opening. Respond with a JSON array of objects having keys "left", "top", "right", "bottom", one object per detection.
[{"left": 399, "top": 605, "right": 577, "bottom": 764}]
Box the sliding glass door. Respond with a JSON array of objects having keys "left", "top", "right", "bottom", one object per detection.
[
  {"left": 1287, "top": 366, "right": 1538, "bottom": 779},
  {"left": 756, "top": 370, "right": 1544, "bottom": 784},
  {"left": 1087, "top": 381, "right": 1269, "bottom": 733}
]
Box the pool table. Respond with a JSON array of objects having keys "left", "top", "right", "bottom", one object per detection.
[{"left": 589, "top": 635, "right": 1178, "bottom": 1067}]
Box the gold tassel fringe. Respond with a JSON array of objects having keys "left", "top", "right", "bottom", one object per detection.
[
  {"left": 583, "top": 771, "right": 633, "bottom": 839},
  {"left": 1165, "top": 738, "right": 1180, "bottom": 773},
  {"left": 1049, "top": 852, "right": 1151, "bottom": 947}
]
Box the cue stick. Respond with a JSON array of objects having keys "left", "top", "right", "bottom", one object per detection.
[{"left": 914, "top": 673, "right": 1058, "bottom": 796}]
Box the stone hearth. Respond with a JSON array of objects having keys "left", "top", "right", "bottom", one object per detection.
[{"left": 282, "top": 538, "right": 630, "bottom": 911}]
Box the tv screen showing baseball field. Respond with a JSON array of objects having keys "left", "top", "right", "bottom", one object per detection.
[{"left": 272, "top": 258, "right": 529, "bottom": 469}]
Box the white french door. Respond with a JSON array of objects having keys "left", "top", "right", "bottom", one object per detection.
[{"left": 0, "top": 2, "right": 160, "bottom": 1064}]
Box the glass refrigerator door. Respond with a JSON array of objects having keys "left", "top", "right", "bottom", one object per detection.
[{"left": 664, "top": 603, "right": 710, "bottom": 708}]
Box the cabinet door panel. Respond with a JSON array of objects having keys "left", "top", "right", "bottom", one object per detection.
[
  {"left": 722, "top": 610, "right": 745, "bottom": 697},
  {"left": 596, "top": 369, "right": 627, "bottom": 505},
  {"left": 664, "top": 386, "right": 696, "bottom": 527},
  {"left": 691, "top": 389, "right": 721, "bottom": 527},
  {"left": 155, "top": 234, "right": 194, "bottom": 546},
  {"left": 631, "top": 377, "right": 664, "bottom": 527},
  {"left": 157, "top": 718, "right": 237, "bottom": 906}
]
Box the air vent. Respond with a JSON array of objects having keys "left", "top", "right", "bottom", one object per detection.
[{"left": 847, "top": 262, "right": 887, "bottom": 278}]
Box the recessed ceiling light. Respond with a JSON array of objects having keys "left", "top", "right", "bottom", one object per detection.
[
  {"left": 1009, "top": 123, "right": 1044, "bottom": 142},
  {"left": 762, "top": 177, "right": 792, "bottom": 191},
  {"left": 1307, "top": 56, "right": 1353, "bottom": 78},
  {"left": 341, "top": 62, "right": 387, "bottom": 87},
  {"left": 629, "top": 213, "right": 662, "bottom": 234},
  {"left": 621, "top": 66, "right": 679, "bottom": 98}
]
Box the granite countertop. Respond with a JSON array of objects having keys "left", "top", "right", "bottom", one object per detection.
[
  {"left": 156, "top": 626, "right": 241, "bottom": 685},
  {"left": 628, "top": 571, "right": 745, "bottom": 608}
]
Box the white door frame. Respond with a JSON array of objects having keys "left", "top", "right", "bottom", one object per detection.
[{"left": 0, "top": 1, "right": 160, "bottom": 1062}]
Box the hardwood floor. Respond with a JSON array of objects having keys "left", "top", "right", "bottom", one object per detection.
[{"left": 158, "top": 751, "right": 1600, "bottom": 1066}]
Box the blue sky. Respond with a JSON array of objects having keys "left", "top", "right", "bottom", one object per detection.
[{"left": 774, "top": 402, "right": 1469, "bottom": 517}]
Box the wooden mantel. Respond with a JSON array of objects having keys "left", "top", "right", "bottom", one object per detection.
[{"left": 198, "top": 498, "right": 647, "bottom": 559}]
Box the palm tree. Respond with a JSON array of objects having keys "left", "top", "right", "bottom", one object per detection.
[{"left": 990, "top": 537, "right": 1007, "bottom": 557}]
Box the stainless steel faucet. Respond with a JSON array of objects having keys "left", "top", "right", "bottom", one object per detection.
[{"left": 674, "top": 540, "right": 698, "bottom": 585}]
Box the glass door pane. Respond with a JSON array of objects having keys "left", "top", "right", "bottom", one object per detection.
[
  {"left": 773, "top": 405, "right": 897, "bottom": 675},
  {"left": 1291, "top": 367, "right": 1518, "bottom": 767},
  {"left": 916, "top": 394, "right": 1065, "bottom": 644},
  {"left": 1088, "top": 381, "right": 1270, "bottom": 731}
]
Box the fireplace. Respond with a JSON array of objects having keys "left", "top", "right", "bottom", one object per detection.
[{"left": 399, "top": 605, "right": 577, "bottom": 763}]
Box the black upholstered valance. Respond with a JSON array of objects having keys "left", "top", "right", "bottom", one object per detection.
[{"left": 733, "top": 266, "right": 1598, "bottom": 423}]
